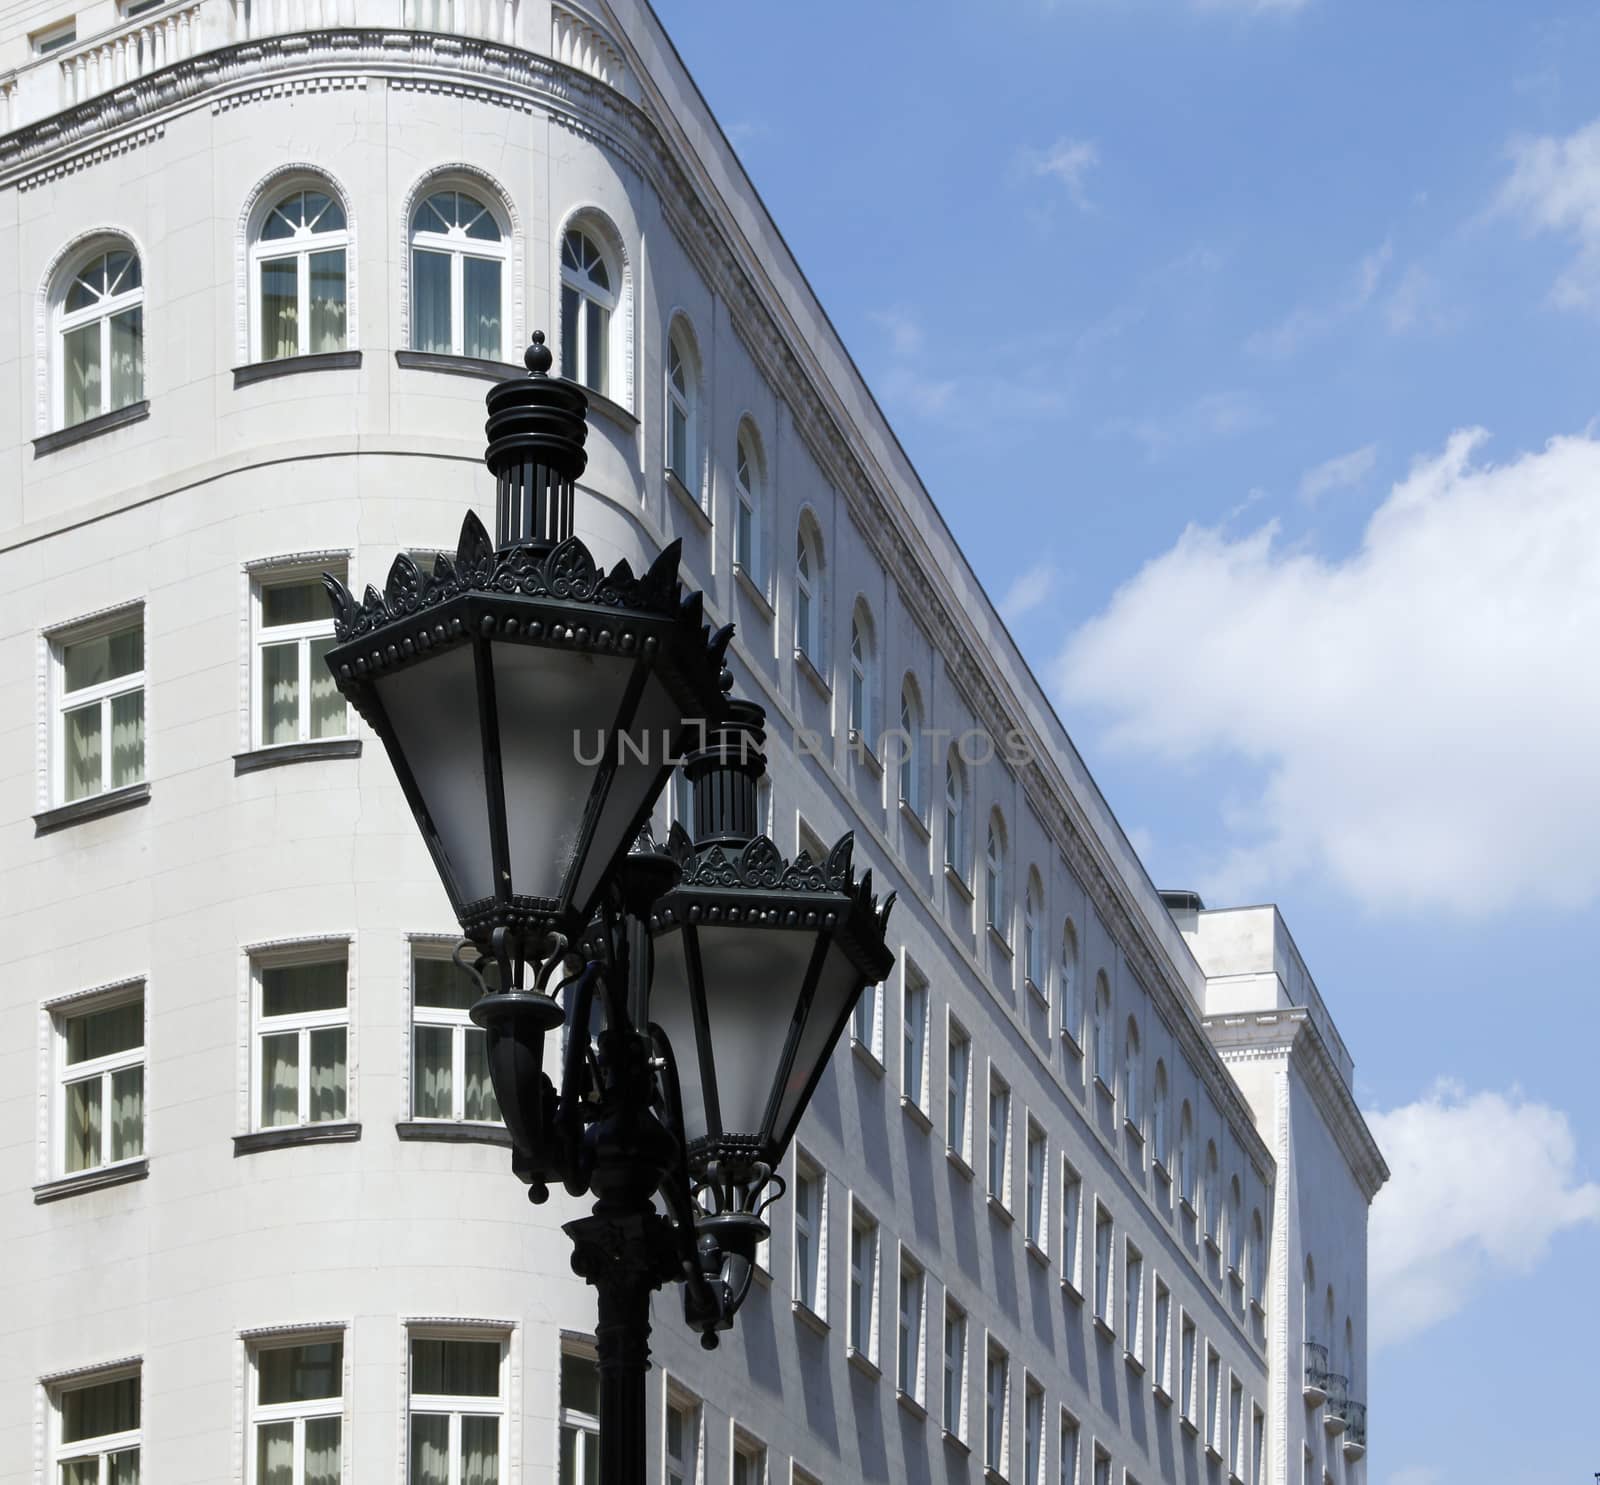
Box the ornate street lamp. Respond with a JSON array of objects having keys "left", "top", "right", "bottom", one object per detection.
[{"left": 320, "top": 336, "right": 894, "bottom": 1485}]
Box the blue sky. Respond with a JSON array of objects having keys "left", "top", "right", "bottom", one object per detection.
[{"left": 654, "top": 1, "right": 1600, "bottom": 1479}]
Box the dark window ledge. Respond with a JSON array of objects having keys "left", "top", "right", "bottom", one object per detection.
[
  {"left": 34, "top": 401, "right": 150, "bottom": 457},
  {"left": 234, "top": 738, "right": 361, "bottom": 774},
  {"left": 395, "top": 349, "right": 521, "bottom": 382},
  {"left": 665, "top": 467, "right": 711, "bottom": 530},
  {"left": 395, "top": 1120, "right": 512, "bottom": 1147},
  {"left": 34, "top": 781, "right": 150, "bottom": 836},
  {"left": 233, "top": 1121, "right": 361, "bottom": 1156},
  {"left": 234, "top": 351, "right": 362, "bottom": 388},
  {"left": 34, "top": 1157, "right": 149, "bottom": 1204}
]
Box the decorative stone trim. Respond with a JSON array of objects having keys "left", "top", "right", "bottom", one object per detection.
[
  {"left": 233, "top": 350, "right": 362, "bottom": 387},
  {"left": 233, "top": 737, "right": 361, "bottom": 774},
  {"left": 212, "top": 74, "right": 365, "bottom": 113},
  {"left": 34, "top": 1158, "right": 149, "bottom": 1203},
  {"left": 233, "top": 1121, "right": 361, "bottom": 1155},
  {"left": 16, "top": 124, "right": 164, "bottom": 190},
  {"left": 40, "top": 1354, "right": 143, "bottom": 1387},
  {"left": 395, "top": 1121, "right": 512, "bottom": 1147},
  {"left": 33, "top": 781, "right": 150, "bottom": 835}
]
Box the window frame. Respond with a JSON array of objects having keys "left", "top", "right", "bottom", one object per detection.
[
  {"left": 53, "top": 241, "right": 144, "bottom": 430},
  {"left": 734, "top": 423, "right": 766, "bottom": 584},
  {"left": 245, "top": 1329, "right": 346, "bottom": 1485},
  {"left": 49, "top": 1363, "right": 142, "bottom": 1485},
  {"left": 1023, "top": 1375, "right": 1045, "bottom": 1485},
  {"left": 984, "top": 1337, "right": 1009, "bottom": 1476},
  {"left": 944, "top": 748, "right": 969, "bottom": 881},
  {"left": 896, "top": 1248, "right": 926, "bottom": 1403},
  {"left": 406, "top": 1326, "right": 510, "bottom": 1485},
  {"left": 49, "top": 604, "right": 146, "bottom": 808},
  {"left": 850, "top": 974, "right": 882, "bottom": 1065},
  {"left": 559, "top": 225, "right": 618, "bottom": 397},
  {"left": 1060, "top": 1158, "right": 1083, "bottom": 1295},
  {"left": 984, "top": 812, "right": 1008, "bottom": 940},
  {"left": 248, "top": 941, "right": 352, "bottom": 1134},
  {"left": 663, "top": 322, "right": 701, "bottom": 500},
  {"left": 408, "top": 186, "right": 509, "bottom": 361},
  {"left": 558, "top": 1344, "right": 600, "bottom": 1485},
  {"left": 847, "top": 1197, "right": 880, "bottom": 1363},
  {"left": 1060, "top": 919, "right": 1081, "bottom": 1050},
  {"left": 792, "top": 1148, "right": 827, "bottom": 1320},
  {"left": 986, "top": 1067, "right": 1011, "bottom": 1209},
  {"left": 663, "top": 1384, "right": 702, "bottom": 1485},
  {"left": 1092, "top": 1203, "right": 1114, "bottom": 1327},
  {"left": 793, "top": 519, "right": 823, "bottom": 668},
  {"left": 1123, "top": 1241, "right": 1144, "bottom": 1365},
  {"left": 942, "top": 1298, "right": 968, "bottom": 1442},
  {"left": 249, "top": 184, "right": 351, "bottom": 363},
  {"left": 1025, "top": 1118, "right": 1047, "bottom": 1251},
  {"left": 409, "top": 940, "right": 503, "bottom": 1126},
  {"left": 848, "top": 602, "right": 877, "bottom": 747},
  {"left": 52, "top": 981, "right": 146, "bottom": 1179},
  {"left": 1023, "top": 874, "right": 1045, "bottom": 996},
  {"left": 732, "top": 1430, "right": 768, "bottom": 1485},
  {"left": 1152, "top": 1277, "right": 1172, "bottom": 1399},
  {"left": 1059, "top": 1408, "right": 1080, "bottom": 1485},
  {"left": 249, "top": 560, "right": 350, "bottom": 752},
  {"left": 901, "top": 959, "right": 929, "bottom": 1116},
  {"left": 898, "top": 678, "right": 926, "bottom": 820},
  {"left": 946, "top": 1014, "right": 972, "bottom": 1165}
]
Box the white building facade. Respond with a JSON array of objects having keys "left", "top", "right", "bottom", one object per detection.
[{"left": 0, "top": 2, "right": 1387, "bottom": 1482}]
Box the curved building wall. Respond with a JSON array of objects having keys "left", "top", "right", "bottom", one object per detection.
[{"left": 0, "top": 5, "right": 1381, "bottom": 1483}]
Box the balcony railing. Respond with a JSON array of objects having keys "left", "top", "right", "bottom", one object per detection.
[
  {"left": 1321, "top": 1372, "right": 1350, "bottom": 1435},
  {"left": 1342, "top": 1400, "right": 1367, "bottom": 1459},
  {"left": 1302, "top": 1340, "right": 1329, "bottom": 1404},
  {"left": 59, "top": 2, "right": 204, "bottom": 106}
]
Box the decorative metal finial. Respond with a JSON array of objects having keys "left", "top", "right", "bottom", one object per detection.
[{"left": 524, "top": 330, "right": 553, "bottom": 376}]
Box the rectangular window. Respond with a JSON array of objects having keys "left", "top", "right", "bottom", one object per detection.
[
  {"left": 1023, "top": 1377, "right": 1044, "bottom": 1485},
  {"left": 1124, "top": 1243, "right": 1143, "bottom": 1362},
  {"left": 1059, "top": 1410, "right": 1079, "bottom": 1485},
  {"left": 558, "top": 1349, "right": 598, "bottom": 1485},
  {"left": 32, "top": 19, "right": 77, "bottom": 53},
  {"left": 849, "top": 1203, "right": 878, "bottom": 1360},
  {"left": 1250, "top": 1406, "right": 1265, "bottom": 1485},
  {"left": 851, "top": 979, "right": 879, "bottom": 1061},
  {"left": 408, "top": 1333, "right": 505, "bottom": 1485},
  {"left": 897, "top": 1255, "right": 924, "bottom": 1401},
  {"left": 984, "top": 1341, "right": 1008, "bottom": 1475},
  {"left": 53, "top": 1368, "right": 140, "bottom": 1484},
  {"left": 1228, "top": 1377, "right": 1244, "bottom": 1475},
  {"left": 1061, "top": 1160, "right": 1082, "bottom": 1292},
  {"left": 664, "top": 1393, "right": 699, "bottom": 1485},
  {"left": 987, "top": 1071, "right": 1010, "bottom": 1205},
  {"left": 412, "top": 948, "right": 501, "bottom": 1124},
  {"left": 902, "top": 965, "right": 928, "bottom": 1112},
  {"left": 1093, "top": 1205, "right": 1113, "bottom": 1326},
  {"left": 946, "top": 1019, "right": 971, "bottom": 1161},
  {"left": 55, "top": 988, "right": 144, "bottom": 1177},
  {"left": 1153, "top": 1279, "right": 1171, "bottom": 1396},
  {"left": 1180, "top": 1315, "right": 1197, "bottom": 1422},
  {"left": 1205, "top": 1346, "right": 1221, "bottom": 1453},
  {"left": 943, "top": 1300, "right": 967, "bottom": 1440},
  {"left": 250, "top": 1336, "right": 342, "bottom": 1485},
  {"left": 793, "top": 1154, "right": 825, "bottom": 1316},
  {"left": 1025, "top": 1119, "right": 1046, "bottom": 1248},
  {"left": 252, "top": 568, "right": 348, "bottom": 749},
  {"left": 732, "top": 1434, "right": 766, "bottom": 1485},
  {"left": 1092, "top": 1444, "right": 1111, "bottom": 1485},
  {"left": 252, "top": 951, "right": 348, "bottom": 1131},
  {"left": 52, "top": 610, "right": 145, "bottom": 805}
]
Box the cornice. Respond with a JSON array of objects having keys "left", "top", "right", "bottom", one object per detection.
[
  {"left": 0, "top": 23, "right": 1273, "bottom": 1175},
  {"left": 1205, "top": 1011, "right": 1389, "bottom": 1204}
]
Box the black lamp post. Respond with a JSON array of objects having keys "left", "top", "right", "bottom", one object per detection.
[{"left": 320, "top": 335, "right": 894, "bottom": 1485}]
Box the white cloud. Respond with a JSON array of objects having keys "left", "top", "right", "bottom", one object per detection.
[
  {"left": 1367, "top": 1082, "right": 1600, "bottom": 1348},
  {"left": 1055, "top": 426, "right": 1600, "bottom": 913},
  {"left": 870, "top": 307, "right": 926, "bottom": 358},
  {"left": 1298, "top": 443, "right": 1377, "bottom": 503},
  {"left": 1024, "top": 137, "right": 1100, "bottom": 210},
  {"left": 1001, "top": 560, "right": 1059, "bottom": 622},
  {"left": 1500, "top": 117, "right": 1600, "bottom": 310},
  {"left": 1104, "top": 389, "right": 1265, "bottom": 458},
  {"left": 1246, "top": 239, "right": 1391, "bottom": 358}
]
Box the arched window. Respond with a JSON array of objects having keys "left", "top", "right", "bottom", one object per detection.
[
  {"left": 794, "top": 519, "right": 823, "bottom": 665},
  {"left": 898, "top": 677, "right": 925, "bottom": 819},
  {"left": 664, "top": 322, "right": 701, "bottom": 496},
  {"left": 984, "top": 812, "right": 1008, "bottom": 938},
  {"left": 1204, "top": 1143, "right": 1220, "bottom": 1244},
  {"left": 1123, "top": 1018, "right": 1142, "bottom": 1128},
  {"left": 1250, "top": 1212, "right": 1266, "bottom": 1309},
  {"left": 55, "top": 243, "right": 143, "bottom": 428},
  {"left": 1023, "top": 873, "right": 1044, "bottom": 993},
  {"left": 1178, "top": 1101, "right": 1195, "bottom": 1206},
  {"left": 410, "top": 188, "right": 506, "bottom": 360},
  {"left": 849, "top": 603, "right": 877, "bottom": 744},
  {"left": 560, "top": 226, "right": 615, "bottom": 394},
  {"left": 735, "top": 424, "right": 765, "bottom": 580},
  {"left": 1061, "top": 920, "right": 1081, "bottom": 1046},
  {"left": 944, "top": 747, "right": 969, "bottom": 878},
  {"left": 1092, "top": 972, "right": 1113, "bottom": 1087},
  {"left": 252, "top": 186, "right": 348, "bottom": 361},
  {"left": 1152, "top": 1061, "right": 1170, "bottom": 1168},
  {"left": 1229, "top": 1177, "right": 1245, "bottom": 1274}
]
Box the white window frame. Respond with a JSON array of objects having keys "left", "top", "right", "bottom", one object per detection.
[
  {"left": 1023, "top": 1375, "right": 1045, "bottom": 1485},
  {"left": 732, "top": 1430, "right": 767, "bottom": 1485},
  {"left": 1023, "top": 876, "right": 1044, "bottom": 996},
  {"left": 848, "top": 604, "right": 876, "bottom": 746},
  {"left": 1228, "top": 1374, "right": 1244, "bottom": 1476},
  {"left": 847, "top": 1198, "right": 879, "bottom": 1363},
  {"left": 901, "top": 960, "right": 929, "bottom": 1115},
  {"left": 406, "top": 1328, "right": 509, "bottom": 1485},
  {"left": 986, "top": 1068, "right": 1011, "bottom": 1208},
  {"left": 794, "top": 521, "right": 821, "bottom": 666},
  {"left": 409, "top": 187, "right": 509, "bottom": 360},
  {"left": 249, "top": 185, "right": 350, "bottom": 362},
  {"left": 851, "top": 976, "right": 882, "bottom": 1063},
  {"left": 1059, "top": 1409, "right": 1080, "bottom": 1485},
  {"left": 245, "top": 1329, "right": 347, "bottom": 1485},
  {"left": 1179, "top": 1313, "right": 1197, "bottom": 1423},
  {"left": 1060, "top": 920, "right": 1081, "bottom": 1050},
  {"left": 1025, "top": 1118, "right": 1047, "bottom": 1251},
  {"left": 1061, "top": 1158, "right": 1082, "bottom": 1294},
  {"left": 52, "top": 981, "right": 146, "bottom": 1179},
  {"left": 32, "top": 18, "right": 77, "bottom": 52},
  {"left": 1153, "top": 1277, "right": 1172, "bottom": 1398},
  {"left": 559, "top": 1344, "right": 599, "bottom": 1485},
  {"left": 984, "top": 1338, "right": 1009, "bottom": 1476},
  {"left": 49, "top": 604, "right": 146, "bottom": 807},
  {"left": 53, "top": 241, "right": 144, "bottom": 430},
  {"left": 49, "top": 1363, "right": 142, "bottom": 1485},
  {"left": 1123, "top": 1019, "right": 1142, "bottom": 1133},
  {"left": 1205, "top": 1345, "right": 1222, "bottom": 1454},
  {"left": 942, "top": 1298, "right": 968, "bottom": 1442},
  {"left": 410, "top": 940, "right": 502, "bottom": 1125},
  {"left": 898, "top": 679, "right": 925, "bottom": 819},
  {"left": 248, "top": 942, "right": 351, "bottom": 1132},
  {"left": 1250, "top": 1405, "right": 1265, "bottom": 1485},
  {"left": 1151, "top": 1062, "right": 1170, "bottom": 1170},
  {"left": 984, "top": 814, "right": 1007, "bottom": 939},
  {"left": 250, "top": 561, "right": 349, "bottom": 751},
  {"left": 944, "top": 749, "right": 969, "bottom": 880},
  {"left": 896, "top": 1249, "right": 925, "bottom": 1403},
  {"left": 663, "top": 1385, "right": 701, "bottom": 1485},
  {"left": 792, "top": 1149, "right": 827, "bottom": 1320},
  {"left": 1092, "top": 973, "right": 1114, "bottom": 1089},
  {"left": 1093, "top": 1203, "right": 1114, "bottom": 1327},
  {"left": 1124, "top": 1241, "right": 1144, "bottom": 1364},
  {"left": 559, "top": 225, "right": 617, "bottom": 397},
  {"left": 734, "top": 425, "right": 765, "bottom": 583},
  {"left": 946, "top": 1015, "right": 972, "bottom": 1164}
]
